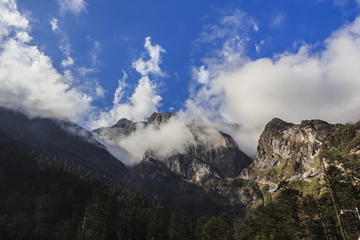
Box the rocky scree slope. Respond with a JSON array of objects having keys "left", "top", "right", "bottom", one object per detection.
[{"left": 240, "top": 117, "right": 360, "bottom": 192}]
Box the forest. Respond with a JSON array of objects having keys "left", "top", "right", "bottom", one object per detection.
[{"left": 0, "top": 144, "right": 360, "bottom": 240}]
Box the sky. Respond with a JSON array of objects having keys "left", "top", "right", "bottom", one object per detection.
[{"left": 1, "top": 0, "right": 360, "bottom": 157}]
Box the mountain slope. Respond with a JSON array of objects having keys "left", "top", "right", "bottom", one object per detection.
[
  {"left": 94, "top": 112, "right": 252, "bottom": 183},
  {"left": 0, "top": 107, "right": 129, "bottom": 180},
  {"left": 93, "top": 112, "right": 254, "bottom": 216}
]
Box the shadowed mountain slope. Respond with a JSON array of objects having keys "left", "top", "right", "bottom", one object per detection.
[{"left": 0, "top": 107, "right": 129, "bottom": 180}]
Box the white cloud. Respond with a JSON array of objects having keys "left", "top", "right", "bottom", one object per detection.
[
  {"left": 58, "top": 0, "right": 87, "bottom": 14},
  {"left": 77, "top": 67, "right": 97, "bottom": 76},
  {"left": 185, "top": 13, "right": 360, "bottom": 157},
  {"left": 133, "top": 36, "right": 166, "bottom": 76},
  {"left": 0, "top": 0, "right": 28, "bottom": 38},
  {"left": 88, "top": 37, "right": 167, "bottom": 129},
  {"left": 59, "top": 43, "right": 75, "bottom": 68},
  {"left": 113, "top": 71, "right": 128, "bottom": 106},
  {"left": 255, "top": 40, "right": 264, "bottom": 53},
  {"left": 16, "top": 31, "right": 31, "bottom": 43},
  {"left": 0, "top": 1, "right": 93, "bottom": 121},
  {"left": 88, "top": 75, "right": 162, "bottom": 129},
  {"left": 254, "top": 25, "right": 259, "bottom": 31},
  {"left": 61, "top": 56, "right": 74, "bottom": 67},
  {"left": 194, "top": 65, "right": 209, "bottom": 84},
  {"left": 119, "top": 118, "right": 194, "bottom": 160},
  {"left": 50, "top": 18, "right": 58, "bottom": 32}
]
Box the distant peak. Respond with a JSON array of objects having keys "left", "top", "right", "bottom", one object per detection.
[{"left": 147, "top": 112, "right": 175, "bottom": 125}]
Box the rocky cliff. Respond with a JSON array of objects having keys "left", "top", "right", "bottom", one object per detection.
[
  {"left": 145, "top": 128, "right": 251, "bottom": 183},
  {"left": 241, "top": 117, "right": 360, "bottom": 192}
]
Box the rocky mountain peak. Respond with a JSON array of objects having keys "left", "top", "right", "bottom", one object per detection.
[
  {"left": 111, "top": 118, "right": 138, "bottom": 136},
  {"left": 115, "top": 118, "right": 133, "bottom": 128},
  {"left": 263, "top": 118, "right": 294, "bottom": 135},
  {"left": 147, "top": 112, "right": 175, "bottom": 126},
  {"left": 240, "top": 118, "right": 343, "bottom": 191}
]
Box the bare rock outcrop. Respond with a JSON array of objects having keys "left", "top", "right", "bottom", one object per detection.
[{"left": 241, "top": 118, "right": 338, "bottom": 187}]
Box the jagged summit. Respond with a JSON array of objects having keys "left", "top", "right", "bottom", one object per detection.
[
  {"left": 241, "top": 116, "right": 360, "bottom": 194},
  {"left": 147, "top": 111, "right": 175, "bottom": 125},
  {"left": 115, "top": 118, "right": 133, "bottom": 127},
  {"left": 264, "top": 118, "right": 293, "bottom": 133}
]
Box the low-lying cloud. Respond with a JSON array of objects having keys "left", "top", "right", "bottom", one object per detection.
[
  {"left": 119, "top": 118, "right": 194, "bottom": 160},
  {"left": 186, "top": 11, "right": 360, "bottom": 156}
]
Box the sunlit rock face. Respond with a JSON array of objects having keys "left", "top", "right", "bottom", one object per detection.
[
  {"left": 240, "top": 118, "right": 341, "bottom": 190},
  {"left": 253, "top": 118, "right": 331, "bottom": 171}
]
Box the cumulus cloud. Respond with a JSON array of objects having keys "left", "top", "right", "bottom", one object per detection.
[
  {"left": 0, "top": 0, "right": 93, "bottom": 121},
  {"left": 58, "top": 0, "right": 87, "bottom": 14},
  {"left": 88, "top": 37, "right": 167, "bottom": 129},
  {"left": 50, "top": 18, "right": 58, "bottom": 32},
  {"left": 184, "top": 11, "right": 360, "bottom": 157},
  {"left": 61, "top": 56, "right": 74, "bottom": 67},
  {"left": 88, "top": 75, "right": 162, "bottom": 129},
  {"left": 16, "top": 31, "right": 31, "bottom": 43},
  {"left": 132, "top": 36, "right": 167, "bottom": 76},
  {"left": 193, "top": 65, "right": 209, "bottom": 84}
]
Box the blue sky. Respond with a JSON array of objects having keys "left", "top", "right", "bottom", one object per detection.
[{"left": 2, "top": 0, "right": 360, "bottom": 155}]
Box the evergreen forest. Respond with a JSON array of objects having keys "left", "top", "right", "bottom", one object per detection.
[{"left": 1, "top": 144, "right": 360, "bottom": 240}]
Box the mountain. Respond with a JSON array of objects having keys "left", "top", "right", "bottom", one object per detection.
[
  {"left": 93, "top": 112, "right": 254, "bottom": 216},
  {"left": 95, "top": 112, "right": 252, "bottom": 182},
  {"left": 0, "top": 107, "right": 129, "bottom": 180},
  {"left": 240, "top": 117, "right": 360, "bottom": 193}
]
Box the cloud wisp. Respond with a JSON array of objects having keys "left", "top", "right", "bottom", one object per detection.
[{"left": 58, "top": 0, "right": 87, "bottom": 15}]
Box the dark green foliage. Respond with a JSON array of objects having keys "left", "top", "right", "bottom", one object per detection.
[
  {"left": 0, "top": 146, "right": 237, "bottom": 239},
  {"left": 2, "top": 144, "right": 360, "bottom": 240}
]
